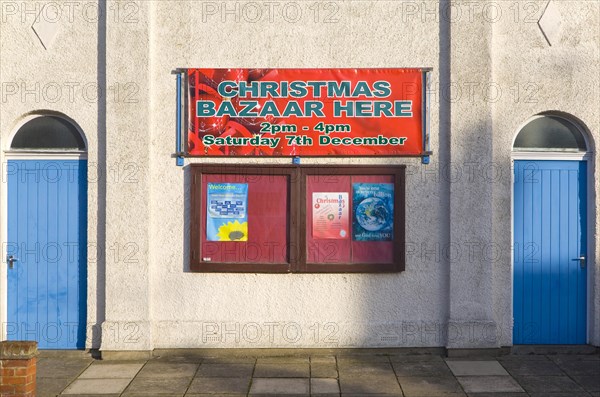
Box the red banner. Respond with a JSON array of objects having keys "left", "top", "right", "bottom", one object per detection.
[{"left": 187, "top": 68, "right": 428, "bottom": 156}]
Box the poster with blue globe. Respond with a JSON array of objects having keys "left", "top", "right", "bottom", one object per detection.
[{"left": 352, "top": 183, "right": 394, "bottom": 241}]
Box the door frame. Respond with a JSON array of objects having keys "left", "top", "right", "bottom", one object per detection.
[
  {"left": 1, "top": 114, "right": 88, "bottom": 343},
  {"left": 510, "top": 119, "right": 594, "bottom": 345}
]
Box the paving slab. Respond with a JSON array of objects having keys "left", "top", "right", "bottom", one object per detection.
[
  {"left": 398, "top": 376, "right": 465, "bottom": 396},
  {"left": 78, "top": 363, "right": 144, "bottom": 379},
  {"left": 548, "top": 355, "right": 600, "bottom": 365},
  {"left": 457, "top": 376, "right": 524, "bottom": 393},
  {"left": 200, "top": 357, "right": 256, "bottom": 364},
  {"left": 36, "top": 377, "right": 73, "bottom": 397},
  {"left": 337, "top": 361, "right": 394, "bottom": 376},
  {"left": 528, "top": 393, "right": 593, "bottom": 397},
  {"left": 62, "top": 378, "right": 132, "bottom": 395},
  {"left": 187, "top": 395, "right": 251, "bottom": 397},
  {"left": 122, "top": 376, "right": 192, "bottom": 395},
  {"left": 499, "top": 359, "right": 564, "bottom": 376},
  {"left": 339, "top": 373, "right": 402, "bottom": 394},
  {"left": 515, "top": 375, "right": 586, "bottom": 393},
  {"left": 390, "top": 355, "right": 445, "bottom": 363},
  {"left": 572, "top": 375, "right": 600, "bottom": 392},
  {"left": 187, "top": 376, "right": 250, "bottom": 394},
  {"left": 37, "top": 358, "right": 93, "bottom": 379},
  {"left": 343, "top": 394, "right": 403, "bottom": 397},
  {"left": 310, "top": 362, "right": 338, "bottom": 378},
  {"left": 392, "top": 361, "right": 453, "bottom": 377},
  {"left": 58, "top": 395, "right": 120, "bottom": 397},
  {"left": 498, "top": 355, "right": 551, "bottom": 361},
  {"left": 195, "top": 363, "right": 254, "bottom": 377},
  {"left": 122, "top": 395, "right": 184, "bottom": 397},
  {"left": 256, "top": 357, "right": 309, "bottom": 364},
  {"left": 310, "top": 355, "right": 336, "bottom": 364},
  {"left": 249, "top": 378, "right": 310, "bottom": 394},
  {"left": 253, "top": 362, "right": 310, "bottom": 377},
  {"left": 446, "top": 360, "right": 509, "bottom": 376},
  {"left": 466, "top": 393, "right": 527, "bottom": 397},
  {"left": 310, "top": 378, "right": 339, "bottom": 394},
  {"left": 250, "top": 395, "right": 309, "bottom": 397},
  {"left": 336, "top": 355, "right": 391, "bottom": 364},
  {"left": 150, "top": 354, "right": 202, "bottom": 363},
  {"left": 556, "top": 359, "right": 600, "bottom": 376},
  {"left": 136, "top": 362, "right": 199, "bottom": 378}
]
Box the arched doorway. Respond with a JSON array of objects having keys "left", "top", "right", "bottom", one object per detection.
[
  {"left": 5, "top": 114, "right": 88, "bottom": 349},
  {"left": 512, "top": 114, "right": 590, "bottom": 344}
]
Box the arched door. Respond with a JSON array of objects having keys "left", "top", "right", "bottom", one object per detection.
[
  {"left": 513, "top": 114, "right": 589, "bottom": 344},
  {"left": 6, "top": 115, "right": 88, "bottom": 349}
]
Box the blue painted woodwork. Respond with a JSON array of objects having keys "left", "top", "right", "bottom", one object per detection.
[
  {"left": 7, "top": 160, "right": 87, "bottom": 349},
  {"left": 513, "top": 160, "right": 587, "bottom": 344}
]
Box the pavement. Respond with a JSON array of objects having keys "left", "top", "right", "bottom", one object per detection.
[{"left": 35, "top": 351, "right": 600, "bottom": 397}]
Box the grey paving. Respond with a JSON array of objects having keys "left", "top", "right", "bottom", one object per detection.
[
  {"left": 557, "top": 359, "right": 600, "bottom": 376},
  {"left": 339, "top": 373, "right": 402, "bottom": 394},
  {"left": 446, "top": 360, "right": 509, "bottom": 376},
  {"left": 390, "top": 354, "right": 445, "bottom": 363},
  {"left": 37, "top": 358, "right": 93, "bottom": 378},
  {"left": 499, "top": 358, "right": 564, "bottom": 376},
  {"left": 187, "top": 376, "right": 251, "bottom": 394},
  {"left": 466, "top": 393, "right": 527, "bottom": 397},
  {"left": 392, "top": 361, "right": 453, "bottom": 377},
  {"left": 256, "top": 357, "right": 310, "bottom": 364},
  {"left": 572, "top": 375, "right": 600, "bottom": 392},
  {"left": 515, "top": 375, "right": 586, "bottom": 393},
  {"left": 36, "top": 377, "right": 75, "bottom": 397},
  {"left": 310, "top": 362, "right": 338, "bottom": 378},
  {"left": 136, "top": 362, "right": 199, "bottom": 378},
  {"left": 31, "top": 350, "right": 600, "bottom": 396},
  {"left": 62, "top": 378, "right": 132, "bottom": 394},
  {"left": 253, "top": 362, "right": 310, "bottom": 377},
  {"left": 249, "top": 378, "right": 310, "bottom": 394},
  {"left": 310, "top": 378, "right": 340, "bottom": 394},
  {"left": 310, "top": 356, "right": 336, "bottom": 364},
  {"left": 122, "top": 376, "right": 192, "bottom": 395},
  {"left": 398, "top": 376, "right": 465, "bottom": 396},
  {"left": 529, "top": 392, "right": 594, "bottom": 397},
  {"left": 337, "top": 362, "right": 394, "bottom": 376},
  {"left": 79, "top": 363, "right": 144, "bottom": 379},
  {"left": 456, "top": 376, "right": 525, "bottom": 393},
  {"left": 196, "top": 363, "right": 254, "bottom": 378}
]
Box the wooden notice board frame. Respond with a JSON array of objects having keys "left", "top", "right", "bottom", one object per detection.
[{"left": 190, "top": 164, "right": 405, "bottom": 273}]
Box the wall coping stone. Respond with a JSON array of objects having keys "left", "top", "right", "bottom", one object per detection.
[{"left": 0, "top": 341, "right": 38, "bottom": 360}]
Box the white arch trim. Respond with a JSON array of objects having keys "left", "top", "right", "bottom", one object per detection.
[
  {"left": 5, "top": 112, "right": 88, "bottom": 155},
  {"left": 510, "top": 113, "right": 592, "bottom": 159}
]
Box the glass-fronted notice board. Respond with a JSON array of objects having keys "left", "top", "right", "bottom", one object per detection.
[{"left": 190, "top": 165, "right": 405, "bottom": 273}]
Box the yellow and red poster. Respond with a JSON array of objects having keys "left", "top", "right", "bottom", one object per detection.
[
  {"left": 186, "top": 68, "right": 429, "bottom": 157},
  {"left": 312, "top": 192, "right": 349, "bottom": 239}
]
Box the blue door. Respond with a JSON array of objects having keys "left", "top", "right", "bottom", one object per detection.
[
  {"left": 513, "top": 160, "right": 587, "bottom": 344},
  {"left": 7, "top": 159, "right": 87, "bottom": 349}
]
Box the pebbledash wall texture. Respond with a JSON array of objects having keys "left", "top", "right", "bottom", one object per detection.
[{"left": 0, "top": 0, "right": 599, "bottom": 355}]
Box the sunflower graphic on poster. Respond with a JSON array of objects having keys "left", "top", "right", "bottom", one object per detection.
[{"left": 207, "top": 183, "right": 248, "bottom": 241}]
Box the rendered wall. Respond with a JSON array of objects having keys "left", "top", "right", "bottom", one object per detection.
[
  {"left": 490, "top": 0, "right": 600, "bottom": 346},
  {"left": 0, "top": 0, "right": 598, "bottom": 351},
  {"left": 0, "top": 0, "right": 103, "bottom": 348},
  {"left": 148, "top": 0, "right": 447, "bottom": 349}
]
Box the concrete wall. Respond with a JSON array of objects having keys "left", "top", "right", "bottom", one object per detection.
[{"left": 0, "top": 0, "right": 598, "bottom": 350}]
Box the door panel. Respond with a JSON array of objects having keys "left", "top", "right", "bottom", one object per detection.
[
  {"left": 7, "top": 159, "right": 87, "bottom": 349},
  {"left": 513, "top": 160, "right": 586, "bottom": 344}
]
